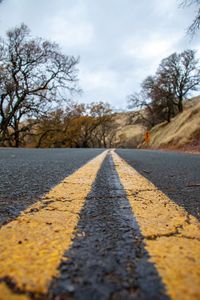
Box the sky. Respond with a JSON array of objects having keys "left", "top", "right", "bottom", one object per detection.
[{"left": 0, "top": 0, "right": 199, "bottom": 109}]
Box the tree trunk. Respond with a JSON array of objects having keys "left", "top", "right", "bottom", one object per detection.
[
  {"left": 178, "top": 99, "right": 183, "bottom": 113},
  {"left": 102, "top": 133, "right": 107, "bottom": 148},
  {"left": 14, "top": 132, "right": 20, "bottom": 147},
  {"left": 14, "top": 122, "right": 20, "bottom": 148},
  {"left": 167, "top": 106, "right": 171, "bottom": 123}
]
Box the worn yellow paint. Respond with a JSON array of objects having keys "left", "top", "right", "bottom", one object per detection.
[
  {"left": 0, "top": 150, "right": 107, "bottom": 297},
  {"left": 112, "top": 150, "right": 200, "bottom": 300},
  {"left": 0, "top": 283, "right": 30, "bottom": 300}
]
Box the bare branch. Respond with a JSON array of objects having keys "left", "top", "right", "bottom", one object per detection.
[
  {"left": 0, "top": 24, "right": 79, "bottom": 146},
  {"left": 179, "top": 0, "right": 200, "bottom": 35}
]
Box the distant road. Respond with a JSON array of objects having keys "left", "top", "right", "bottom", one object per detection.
[{"left": 0, "top": 148, "right": 199, "bottom": 300}]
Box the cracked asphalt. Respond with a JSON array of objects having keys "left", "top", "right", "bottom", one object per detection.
[
  {"left": 0, "top": 148, "right": 103, "bottom": 226},
  {"left": 49, "top": 154, "right": 168, "bottom": 300},
  {"left": 0, "top": 148, "right": 199, "bottom": 300},
  {"left": 116, "top": 149, "right": 200, "bottom": 220}
]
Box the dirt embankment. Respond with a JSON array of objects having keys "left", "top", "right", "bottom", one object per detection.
[
  {"left": 114, "top": 97, "right": 200, "bottom": 153},
  {"left": 145, "top": 97, "right": 200, "bottom": 153},
  {"left": 112, "top": 111, "right": 147, "bottom": 148}
]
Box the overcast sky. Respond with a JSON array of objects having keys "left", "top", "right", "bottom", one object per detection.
[{"left": 0, "top": 0, "right": 199, "bottom": 109}]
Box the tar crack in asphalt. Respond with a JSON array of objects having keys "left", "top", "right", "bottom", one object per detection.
[{"left": 48, "top": 153, "right": 169, "bottom": 300}]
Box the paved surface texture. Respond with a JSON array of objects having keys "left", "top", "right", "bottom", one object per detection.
[
  {"left": 0, "top": 148, "right": 199, "bottom": 300},
  {"left": 0, "top": 151, "right": 107, "bottom": 298},
  {"left": 116, "top": 149, "right": 200, "bottom": 220},
  {"left": 49, "top": 153, "right": 168, "bottom": 300},
  {"left": 113, "top": 151, "right": 200, "bottom": 300},
  {"left": 0, "top": 148, "right": 103, "bottom": 226}
]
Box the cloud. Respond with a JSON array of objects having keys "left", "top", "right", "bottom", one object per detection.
[
  {"left": 78, "top": 67, "right": 120, "bottom": 105},
  {"left": 122, "top": 33, "right": 178, "bottom": 62},
  {"left": 78, "top": 66, "right": 142, "bottom": 109},
  {"left": 49, "top": 15, "right": 94, "bottom": 49},
  {"left": 80, "top": 68, "right": 117, "bottom": 90},
  {"left": 0, "top": 0, "right": 200, "bottom": 109}
]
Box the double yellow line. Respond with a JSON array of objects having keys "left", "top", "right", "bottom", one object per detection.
[
  {"left": 112, "top": 151, "right": 200, "bottom": 300},
  {"left": 0, "top": 150, "right": 199, "bottom": 300}
]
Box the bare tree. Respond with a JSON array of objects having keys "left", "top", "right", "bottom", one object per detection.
[
  {"left": 157, "top": 50, "right": 200, "bottom": 113},
  {"left": 128, "top": 76, "right": 173, "bottom": 125},
  {"left": 0, "top": 24, "right": 79, "bottom": 146},
  {"left": 129, "top": 50, "right": 200, "bottom": 124},
  {"left": 128, "top": 92, "right": 156, "bottom": 127},
  {"left": 89, "top": 102, "right": 114, "bottom": 147},
  {"left": 180, "top": 0, "right": 200, "bottom": 35}
]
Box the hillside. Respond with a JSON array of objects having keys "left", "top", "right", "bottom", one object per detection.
[
  {"left": 112, "top": 111, "right": 147, "bottom": 148},
  {"left": 114, "top": 96, "right": 200, "bottom": 152},
  {"left": 147, "top": 97, "right": 200, "bottom": 152}
]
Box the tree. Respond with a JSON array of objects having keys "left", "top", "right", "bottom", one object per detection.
[
  {"left": 36, "top": 102, "right": 85, "bottom": 148},
  {"left": 0, "top": 24, "right": 79, "bottom": 146},
  {"left": 128, "top": 91, "right": 157, "bottom": 127},
  {"left": 180, "top": 0, "right": 200, "bottom": 35},
  {"left": 88, "top": 102, "right": 115, "bottom": 147},
  {"left": 33, "top": 101, "right": 116, "bottom": 148},
  {"left": 128, "top": 76, "right": 174, "bottom": 125},
  {"left": 35, "top": 109, "right": 65, "bottom": 148},
  {"left": 129, "top": 50, "right": 200, "bottom": 124},
  {"left": 157, "top": 50, "right": 200, "bottom": 113},
  {"left": 64, "top": 102, "right": 115, "bottom": 148}
]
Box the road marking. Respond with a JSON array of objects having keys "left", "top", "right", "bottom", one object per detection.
[
  {"left": 0, "top": 150, "right": 107, "bottom": 298},
  {"left": 0, "top": 283, "right": 30, "bottom": 300},
  {"left": 112, "top": 150, "right": 200, "bottom": 300}
]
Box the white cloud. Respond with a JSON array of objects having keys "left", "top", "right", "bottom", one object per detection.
[
  {"left": 80, "top": 68, "right": 117, "bottom": 90},
  {"left": 49, "top": 15, "right": 94, "bottom": 49},
  {"left": 122, "top": 34, "right": 178, "bottom": 62},
  {"left": 154, "top": 0, "right": 178, "bottom": 15}
]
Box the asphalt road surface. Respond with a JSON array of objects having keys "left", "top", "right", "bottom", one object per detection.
[
  {"left": 0, "top": 148, "right": 103, "bottom": 226},
  {"left": 116, "top": 149, "right": 200, "bottom": 220},
  {"left": 0, "top": 148, "right": 199, "bottom": 300}
]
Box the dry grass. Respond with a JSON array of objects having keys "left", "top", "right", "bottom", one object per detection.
[
  {"left": 112, "top": 112, "right": 147, "bottom": 148},
  {"left": 115, "top": 124, "right": 146, "bottom": 148},
  {"left": 114, "top": 96, "right": 200, "bottom": 151},
  {"left": 147, "top": 97, "right": 200, "bottom": 151}
]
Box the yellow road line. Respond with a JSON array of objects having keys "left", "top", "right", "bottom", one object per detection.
[
  {"left": 0, "top": 283, "right": 30, "bottom": 300},
  {"left": 112, "top": 150, "right": 200, "bottom": 300},
  {"left": 0, "top": 150, "right": 107, "bottom": 298}
]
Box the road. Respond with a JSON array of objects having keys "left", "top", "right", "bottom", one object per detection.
[
  {"left": 0, "top": 148, "right": 103, "bottom": 226},
  {"left": 0, "top": 148, "right": 199, "bottom": 300},
  {"left": 116, "top": 149, "right": 200, "bottom": 220}
]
